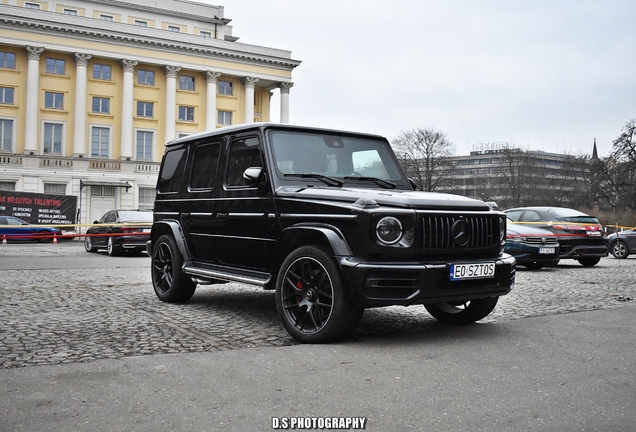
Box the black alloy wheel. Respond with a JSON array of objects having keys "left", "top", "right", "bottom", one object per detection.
[
  {"left": 611, "top": 241, "right": 629, "bottom": 259},
  {"left": 36, "top": 230, "right": 53, "bottom": 243},
  {"left": 576, "top": 257, "right": 601, "bottom": 267},
  {"left": 276, "top": 246, "right": 363, "bottom": 343},
  {"left": 151, "top": 234, "right": 196, "bottom": 302},
  {"left": 424, "top": 297, "right": 499, "bottom": 325}
]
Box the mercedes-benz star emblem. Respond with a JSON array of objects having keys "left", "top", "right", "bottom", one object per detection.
[{"left": 451, "top": 219, "right": 471, "bottom": 247}]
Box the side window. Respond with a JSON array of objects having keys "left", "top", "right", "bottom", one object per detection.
[
  {"left": 520, "top": 210, "right": 542, "bottom": 223},
  {"left": 226, "top": 137, "right": 262, "bottom": 187},
  {"left": 158, "top": 148, "right": 188, "bottom": 193},
  {"left": 505, "top": 210, "right": 523, "bottom": 222},
  {"left": 190, "top": 142, "right": 221, "bottom": 190}
]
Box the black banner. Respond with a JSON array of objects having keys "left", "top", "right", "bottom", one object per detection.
[{"left": 0, "top": 191, "right": 77, "bottom": 225}]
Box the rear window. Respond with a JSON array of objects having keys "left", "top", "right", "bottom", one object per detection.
[
  {"left": 550, "top": 208, "right": 599, "bottom": 223},
  {"left": 118, "top": 211, "right": 153, "bottom": 222}
]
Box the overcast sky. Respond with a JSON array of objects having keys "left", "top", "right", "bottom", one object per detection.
[{"left": 207, "top": 1, "right": 636, "bottom": 157}]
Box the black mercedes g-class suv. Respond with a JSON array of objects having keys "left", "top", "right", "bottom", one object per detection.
[{"left": 148, "top": 123, "right": 516, "bottom": 343}]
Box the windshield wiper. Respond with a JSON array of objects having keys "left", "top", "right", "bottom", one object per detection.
[
  {"left": 284, "top": 173, "right": 344, "bottom": 187},
  {"left": 343, "top": 176, "right": 397, "bottom": 189}
]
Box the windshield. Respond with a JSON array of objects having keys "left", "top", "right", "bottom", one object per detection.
[
  {"left": 269, "top": 130, "right": 406, "bottom": 186},
  {"left": 550, "top": 208, "right": 599, "bottom": 223}
]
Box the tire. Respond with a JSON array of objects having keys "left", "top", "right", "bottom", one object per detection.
[
  {"left": 276, "top": 245, "right": 363, "bottom": 343},
  {"left": 107, "top": 236, "right": 119, "bottom": 256},
  {"left": 84, "top": 236, "right": 98, "bottom": 252},
  {"left": 577, "top": 257, "right": 601, "bottom": 267},
  {"left": 611, "top": 241, "right": 629, "bottom": 259},
  {"left": 424, "top": 297, "right": 499, "bottom": 325},
  {"left": 36, "top": 230, "right": 53, "bottom": 243},
  {"left": 151, "top": 234, "right": 196, "bottom": 302}
]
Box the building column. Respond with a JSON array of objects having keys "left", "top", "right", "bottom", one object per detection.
[
  {"left": 24, "top": 46, "right": 44, "bottom": 154},
  {"left": 205, "top": 71, "right": 221, "bottom": 130},
  {"left": 165, "top": 66, "right": 181, "bottom": 142},
  {"left": 242, "top": 77, "right": 259, "bottom": 124},
  {"left": 279, "top": 82, "right": 294, "bottom": 124},
  {"left": 120, "top": 59, "right": 138, "bottom": 160},
  {"left": 73, "top": 53, "right": 92, "bottom": 157}
]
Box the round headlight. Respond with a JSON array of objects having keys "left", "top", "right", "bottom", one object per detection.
[
  {"left": 499, "top": 217, "right": 506, "bottom": 242},
  {"left": 376, "top": 217, "right": 403, "bottom": 245}
]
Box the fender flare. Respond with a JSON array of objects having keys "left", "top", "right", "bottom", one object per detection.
[
  {"left": 278, "top": 223, "right": 352, "bottom": 257},
  {"left": 150, "top": 219, "right": 192, "bottom": 262}
]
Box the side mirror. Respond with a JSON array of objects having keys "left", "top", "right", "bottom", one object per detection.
[
  {"left": 243, "top": 167, "right": 264, "bottom": 184},
  {"left": 93, "top": 220, "right": 99, "bottom": 224}
]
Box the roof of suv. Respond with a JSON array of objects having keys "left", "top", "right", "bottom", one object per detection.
[{"left": 165, "top": 123, "right": 386, "bottom": 147}]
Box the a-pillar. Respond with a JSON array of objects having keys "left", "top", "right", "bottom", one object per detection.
[
  {"left": 24, "top": 46, "right": 44, "bottom": 154},
  {"left": 165, "top": 66, "right": 181, "bottom": 142},
  {"left": 205, "top": 71, "right": 221, "bottom": 130},
  {"left": 73, "top": 53, "right": 91, "bottom": 157},
  {"left": 120, "top": 59, "right": 138, "bottom": 160},
  {"left": 242, "top": 77, "right": 259, "bottom": 123},
  {"left": 279, "top": 82, "right": 293, "bottom": 124}
]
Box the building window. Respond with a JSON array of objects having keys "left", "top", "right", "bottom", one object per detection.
[
  {"left": 100, "top": 15, "right": 114, "bottom": 22},
  {"left": 92, "top": 186, "right": 115, "bottom": 197},
  {"left": 0, "top": 52, "right": 16, "bottom": 69},
  {"left": 137, "top": 69, "right": 155, "bottom": 86},
  {"left": 179, "top": 75, "right": 195, "bottom": 91},
  {"left": 138, "top": 187, "right": 156, "bottom": 210},
  {"left": 0, "top": 87, "right": 14, "bottom": 104},
  {"left": 168, "top": 26, "right": 181, "bottom": 32},
  {"left": 63, "top": 9, "right": 77, "bottom": 15},
  {"left": 136, "top": 130, "right": 153, "bottom": 160},
  {"left": 93, "top": 64, "right": 111, "bottom": 80},
  {"left": 43, "top": 123, "right": 63, "bottom": 154},
  {"left": 200, "top": 31, "right": 212, "bottom": 38},
  {"left": 1, "top": 119, "right": 14, "bottom": 151},
  {"left": 91, "top": 126, "right": 109, "bottom": 157},
  {"left": 44, "top": 92, "right": 64, "bottom": 110},
  {"left": 178, "top": 106, "right": 194, "bottom": 122},
  {"left": 218, "top": 111, "right": 232, "bottom": 125},
  {"left": 44, "top": 183, "right": 66, "bottom": 195},
  {"left": 218, "top": 80, "right": 233, "bottom": 95},
  {"left": 134, "top": 20, "right": 147, "bottom": 27},
  {"left": 136, "top": 101, "right": 154, "bottom": 118},
  {"left": 46, "top": 58, "right": 65, "bottom": 75},
  {"left": 92, "top": 97, "right": 110, "bottom": 114},
  {"left": 25, "top": 3, "right": 40, "bottom": 9},
  {"left": 0, "top": 181, "right": 16, "bottom": 191}
]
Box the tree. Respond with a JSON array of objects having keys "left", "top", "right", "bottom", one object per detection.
[
  {"left": 392, "top": 127, "right": 455, "bottom": 191},
  {"left": 608, "top": 119, "right": 636, "bottom": 211},
  {"left": 612, "top": 119, "right": 636, "bottom": 164}
]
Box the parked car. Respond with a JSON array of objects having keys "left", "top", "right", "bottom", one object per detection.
[
  {"left": 148, "top": 123, "right": 515, "bottom": 343},
  {"left": 0, "top": 215, "right": 62, "bottom": 243},
  {"left": 84, "top": 210, "right": 153, "bottom": 256},
  {"left": 504, "top": 206, "right": 607, "bottom": 267},
  {"left": 607, "top": 230, "right": 636, "bottom": 259},
  {"left": 506, "top": 219, "right": 560, "bottom": 269}
]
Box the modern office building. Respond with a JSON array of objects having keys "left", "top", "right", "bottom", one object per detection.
[
  {"left": 0, "top": 0, "right": 299, "bottom": 225},
  {"left": 435, "top": 142, "right": 591, "bottom": 209}
]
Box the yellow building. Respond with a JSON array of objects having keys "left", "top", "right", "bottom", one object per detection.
[{"left": 0, "top": 0, "right": 299, "bottom": 225}]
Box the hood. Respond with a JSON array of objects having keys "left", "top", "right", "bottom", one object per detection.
[
  {"left": 276, "top": 186, "right": 491, "bottom": 211},
  {"left": 508, "top": 223, "right": 556, "bottom": 236}
]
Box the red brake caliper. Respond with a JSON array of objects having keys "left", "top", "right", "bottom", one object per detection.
[{"left": 296, "top": 281, "right": 302, "bottom": 303}]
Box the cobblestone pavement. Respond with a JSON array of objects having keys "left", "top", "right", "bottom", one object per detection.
[{"left": 1, "top": 243, "right": 634, "bottom": 369}]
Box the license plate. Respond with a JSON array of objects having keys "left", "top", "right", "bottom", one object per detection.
[
  {"left": 539, "top": 247, "right": 555, "bottom": 254},
  {"left": 450, "top": 263, "right": 495, "bottom": 281}
]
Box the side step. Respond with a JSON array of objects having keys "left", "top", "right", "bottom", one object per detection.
[{"left": 183, "top": 264, "right": 270, "bottom": 288}]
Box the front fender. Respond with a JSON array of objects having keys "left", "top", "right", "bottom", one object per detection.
[{"left": 280, "top": 223, "right": 352, "bottom": 257}]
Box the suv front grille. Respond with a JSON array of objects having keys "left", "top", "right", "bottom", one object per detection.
[
  {"left": 422, "top": 215, "right": 498, "bottom": 249},
  {"left": 524, "top": 236, "right": 558, "bottom": 245}
]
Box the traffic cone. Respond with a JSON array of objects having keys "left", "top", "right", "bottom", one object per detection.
[
  {"left": 2, "top": 235, "right": 6, "bottom": 245},
  {"left": 53, "top": 233, "right": 58, "bottom": 244}
]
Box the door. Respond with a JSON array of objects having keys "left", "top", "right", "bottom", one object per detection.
[{"left": 213, "top": 134, "right": 276, "bottom": 271}]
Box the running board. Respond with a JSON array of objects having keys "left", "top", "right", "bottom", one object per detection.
[{"left": 183, "top": 265, "right": 270, "bottom": 288}]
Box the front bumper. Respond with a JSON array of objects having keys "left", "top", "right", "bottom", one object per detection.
[{"left": 339, "top": 254, "right": 516, "bottom": 307}]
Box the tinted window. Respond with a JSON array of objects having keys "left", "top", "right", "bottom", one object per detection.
[
  {"left": 191, "top": 143, "right": 221, "bottom": 190},
  {"left": 520, "top": 210, "right": 542, "bottom": 222},
  {"left": 505, "top": 210, "right": 523, "bottom": 222},
  {"left": 226, "top": 137, "right": 262, "bottom": 187},
  {"left": 158, "top": 148, "right": 188, "bottom": 193}
]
